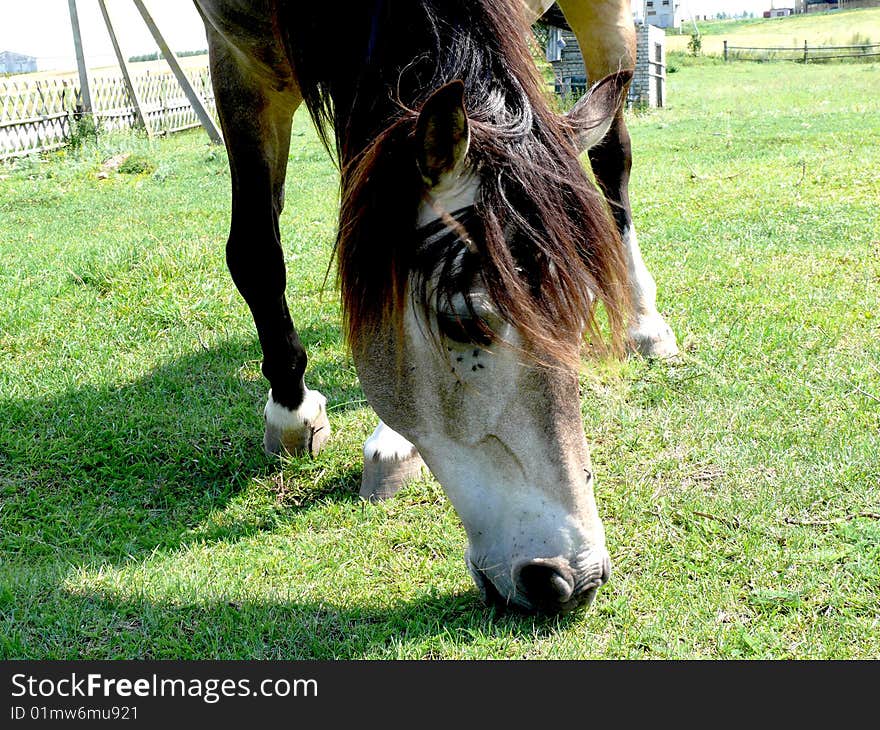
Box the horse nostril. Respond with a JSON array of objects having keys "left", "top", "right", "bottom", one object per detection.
[{"left": 515, "top": 560, "right": 574, "bottom": 607}]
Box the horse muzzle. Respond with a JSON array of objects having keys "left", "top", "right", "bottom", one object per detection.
[{"left": 467, "top": 550, "right": 611, "bottom": 615}]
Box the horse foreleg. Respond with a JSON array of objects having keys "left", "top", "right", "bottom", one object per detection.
[
  {"left": 559, "top": 0, "right": 679, "bottom": 358},
  {"left": 209, "top": 36, "right": 330, "bottom": 456},
  {"left": 360, "top": 421, "right": 426, "bottom": 501}
]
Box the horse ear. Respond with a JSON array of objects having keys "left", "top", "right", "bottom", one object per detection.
[
  {"left": 415, "top": 80, "right": 470, "bottom": 187},
  {"left": 566, "top": 70, "right": 633, "bottom": 153}
]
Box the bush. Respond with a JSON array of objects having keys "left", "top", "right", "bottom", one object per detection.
[
  {"left": 688, "top": 32, "right": 702, "bottom": 56},
  {"left": 118, "top": 154, "right": 157, "bottom": 175},
  {"left": 68, "top": 114, "right": 100, "bottom": 150}
]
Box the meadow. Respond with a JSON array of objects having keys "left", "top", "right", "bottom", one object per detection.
[
  {"left": 0, "top": 58, "right": 878, "bottom": 659},
  {"left": 666, "top": 7, "right": 880, "bottom": 55}
]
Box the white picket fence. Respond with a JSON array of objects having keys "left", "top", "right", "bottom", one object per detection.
[{"left": 0, "top": 66, "right": 216, "bottom": 159}]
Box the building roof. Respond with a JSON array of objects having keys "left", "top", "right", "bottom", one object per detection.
[{"left": 0, "top": 50, "right": 37, "bottom": 61}]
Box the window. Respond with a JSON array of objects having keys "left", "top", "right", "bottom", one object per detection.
[{"left": 646, "top": 1, "right": 653, "bottom": 6}]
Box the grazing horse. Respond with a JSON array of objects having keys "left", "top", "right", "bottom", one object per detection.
[{"left": 193, "top": 0, "right": 676, "bottom": 614}]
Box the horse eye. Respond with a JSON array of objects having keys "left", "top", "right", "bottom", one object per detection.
[{"left": 436, "top": 311, "right": 493, "bottom": 346}]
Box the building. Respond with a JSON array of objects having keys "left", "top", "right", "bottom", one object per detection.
[
  {"left": 545, "top": 15, "right": 666, "bottom": 108},
  {"left": 0, "top": 51, "right": 37, "bottom": 74},
  {"left": 642, "top": 0, "right": 683, "bottom": 29},
  {"left": 763, "top": 7, "right": 794, "bottom": 16},
  {"left": 630, "top": 24, "right": 667, "bottom": 108},
  {"left": 793, "top": 0, "right": 839, "bottom": 11}
]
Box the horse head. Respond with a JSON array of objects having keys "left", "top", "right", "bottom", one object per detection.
[{"left": 350, "top": 72, "right": 631, "bottom": 614}]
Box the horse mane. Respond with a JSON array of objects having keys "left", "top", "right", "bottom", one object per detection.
[{"left": 280, "top": 0, "right": 628, "bottom": 365}]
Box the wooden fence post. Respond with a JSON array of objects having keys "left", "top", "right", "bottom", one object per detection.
[
  {"left": 804, "top": 40, "right": 809, "bottom": 64},
  {"left": 97, "top": 0, "right": 153, "bottom": 136},
  {"left": 131, "top": 0, "right": 223, "bottom": 145},
  {"left": 724, "top": 40, "right": 728, "bottom": 62},
  {"left": 35, "top": 81, "right": 47, "bottom": 147},
  {"left": 67, "top": 0, "right": 93, "bottom": 114}
]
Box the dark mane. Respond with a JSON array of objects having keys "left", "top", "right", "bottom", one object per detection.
[{"left": 280, "top": 0, "right": 628, "bottom": 364}]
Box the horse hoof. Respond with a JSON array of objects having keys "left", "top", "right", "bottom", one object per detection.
[
  {"left": 360, "top": 451, "right": 426, "bottom": 501},
  {"left": 263, "top": 388, "right": 331, "bottom": 457},
  {"left": 628, "top": 316, "right": 680, "bottom": 360}
]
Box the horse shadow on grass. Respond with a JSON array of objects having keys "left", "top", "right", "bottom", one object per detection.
[
  {"left": 1, "top": 326, "right": 362, "bottom": 550},
  {"left": 37, "top": 589, "right": 575, "bottom": 659},
  {"left": 0, "top": 331, "right": 571, "bottom": 658}
]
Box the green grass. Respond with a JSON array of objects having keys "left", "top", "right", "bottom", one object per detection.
[
  {"left": 667, "top": 7, "right": 880, "bottom": 55},
  {"left": 1, "top": 60, "right": 879, "bottom": 659}
]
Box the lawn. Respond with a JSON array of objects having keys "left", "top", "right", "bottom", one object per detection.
[
  {"left": 0, "top": 59, "right": 878, "bottom": 659},
  {"left": 667, "top": 7, "right": 880, "bottom": 55}
]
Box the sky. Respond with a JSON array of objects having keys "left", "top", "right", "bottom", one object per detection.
[
  {"left": 0, "top": 1, "right": 209, "bottom": 71},
  {"left": 0, "top": 0, "right": 774, "bottom": 72}
]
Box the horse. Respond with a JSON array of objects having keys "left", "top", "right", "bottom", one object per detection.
[{"left": 192, "top": 0, "right": 678, "bottom": 615}]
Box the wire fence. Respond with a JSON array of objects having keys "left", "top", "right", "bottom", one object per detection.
[
  {"left": 723, "top": 40, "right": 880, "bottom": 63},
  {"left": 0, "top": 66, "right": 215, "bottom": 159}
]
